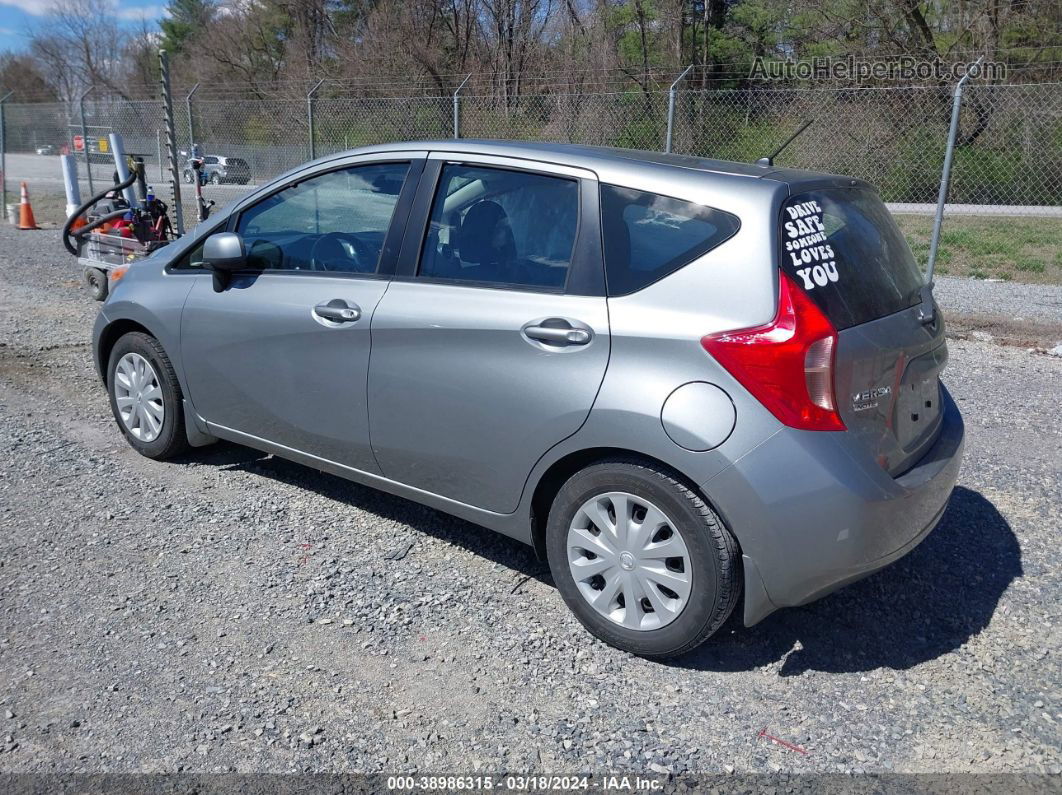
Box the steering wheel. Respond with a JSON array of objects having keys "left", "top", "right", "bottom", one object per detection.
[{"left": 309, "top": 232, "right": 374, "bottom": 272}]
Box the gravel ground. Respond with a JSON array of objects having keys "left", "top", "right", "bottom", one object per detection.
[
  {"left": 0, "top": 226, "right": 1060, "bottom": 775},
  {"left": 934, "top": 276, "right": 1062, "bottom": 326},
  {"left": 933, "top": 277, "right": 1062, "bottom": 351},
  {"left": 935, "top": 276, "right": 1062, "bottom": 332}
]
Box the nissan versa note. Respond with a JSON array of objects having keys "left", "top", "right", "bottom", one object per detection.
[{"left": 92, "top": 141, "right": 964, "bottom": 657}]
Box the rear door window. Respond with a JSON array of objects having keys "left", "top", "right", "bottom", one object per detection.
[
  {"left": 418, "top": 164, "right": 578, "bottom": 290},
  {"left": 600, "top": 185, "right": 740, "bottom": 296},
  {"left": 780, "top": 188, "right": 924, "bottom": 329}
]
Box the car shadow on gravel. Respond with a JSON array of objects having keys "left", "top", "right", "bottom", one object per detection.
[
  {"left": 203, "top": 442, "right": 553, "bottom": 585},
  {"left": 187, "top": 447, "right": 1021, "bottom": 674},
  {"left": 675, "top": 486, "right": 1022, "bottom": 675}
]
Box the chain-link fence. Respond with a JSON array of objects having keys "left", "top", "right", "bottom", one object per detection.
[{"left": 2, "top": 79, "right": 1059, "bottom": 282}]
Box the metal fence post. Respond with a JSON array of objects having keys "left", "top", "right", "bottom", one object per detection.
[
  {"left": 0, "top": 91, "right": 12, "bottom": 217},
  {"left": 185, "top": 83, "right": 199, "bottom": 153},
  {"left": 78, "top": 88, "right": 94, "bottom": 195},
  {"left": 665, "top": 65, "right": 694, "bottom": 154},
  {"left": 926, "top": 56, "right": 984, "bottom": 284},
  {"left": 307, "top": 79, "right": 324, "bottom": 160},
  {"left": 159, "top": 49, "right": 184, "bottom": 235},
  {"left": 453, "top": 74, "right": 471, "bottom": 139}
]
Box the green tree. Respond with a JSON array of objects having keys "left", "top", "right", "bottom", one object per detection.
[{"left": 160, "top": 0, "right": 216, "bottom": 55}]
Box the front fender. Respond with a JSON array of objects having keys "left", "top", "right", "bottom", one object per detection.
[{"left": 93, "top": 272, "right": 198, "bottom": 394}]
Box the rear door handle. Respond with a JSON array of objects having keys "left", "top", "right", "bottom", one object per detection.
[
  {"left": 313, "top": 299, "right": 361, "bottom": 324},
  {"left": 523, "top": 323, "right": 592, "bottom": 346}
]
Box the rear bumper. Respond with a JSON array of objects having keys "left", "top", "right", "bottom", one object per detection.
[{"left": 703, "top": 385, "right": 964, "bottom": 626}]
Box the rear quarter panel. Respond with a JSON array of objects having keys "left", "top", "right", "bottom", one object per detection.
[{"left": 517, "top": 171, "right": 790, "bottom": 519}]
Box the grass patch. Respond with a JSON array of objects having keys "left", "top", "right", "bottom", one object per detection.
[
  {"left": 4, "top": 190, "right": 68, "bottom": 229},
  {"left": 894, "top": 213, "right": 1062, "bottom": 284}
]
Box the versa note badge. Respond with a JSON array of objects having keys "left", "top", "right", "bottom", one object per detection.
[{"left": 852, "top": 385, "right": 891, "bottom": 412}]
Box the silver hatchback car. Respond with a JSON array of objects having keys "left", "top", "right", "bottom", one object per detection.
[{"left": 93, "top": 141, "right": 964, "bottom": 657}]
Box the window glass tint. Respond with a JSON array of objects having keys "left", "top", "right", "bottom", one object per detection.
[
  {"left": 601, "top": 185, "right": 740, "bottom": 295},
  {"left": 236, "top": 162, "right": 409, "bottom": 273},
  {"left": 780, "top": 188, "right": 924, "bottom": 329},
  {"left": 419, "top": 164, "right": 577, "bottom": 290}
]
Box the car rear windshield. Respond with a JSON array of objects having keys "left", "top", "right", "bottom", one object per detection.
[
  {"left": 780, "top": 187, "right": 924, "bottom": 329},
  {"left": 601, "top": 185, "right": 740, "bottom": 296}
]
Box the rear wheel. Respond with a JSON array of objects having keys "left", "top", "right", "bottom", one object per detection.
[
  {"left": 546, "top": 459, "right": 740, "bottom": 658},
  {"left": 210, "top": 172, "right": 221, "bottom": 185},
  {"left": 106, "top": 332, "right": 189, "bottom": 460}
]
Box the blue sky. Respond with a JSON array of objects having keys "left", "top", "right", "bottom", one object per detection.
[{"left": 0, "top": 0, "right": 168, "bottom": 53}]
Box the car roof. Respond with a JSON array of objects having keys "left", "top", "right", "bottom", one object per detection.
[{"left": 327, "top": 139, "right": 867, "bottom": 191}]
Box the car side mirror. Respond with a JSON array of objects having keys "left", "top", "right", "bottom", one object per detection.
[
  {"left": 202, "top": 232, "right": 246, "bottom": 292},
  {"left": 203, "top": 232, "right": 246, "bottom": 272}
]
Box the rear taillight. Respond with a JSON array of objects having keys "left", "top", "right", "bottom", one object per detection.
[{"left": 701, "top": 272, "right": 845, "bottom": 431}]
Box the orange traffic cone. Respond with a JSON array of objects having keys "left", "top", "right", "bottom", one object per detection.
[{"left": 17, "top": 182, "right": 39, "bottom": 230}]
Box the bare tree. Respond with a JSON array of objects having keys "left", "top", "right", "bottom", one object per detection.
[
  {"left": 479, "top": 0, "right": 551, "bottom": 106},
  {"left": 33, "top": 0, "right": 133, "bottom": 100}
]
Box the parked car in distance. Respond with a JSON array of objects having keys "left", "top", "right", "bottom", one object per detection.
[
  {"left": 183, "top": 154, "right": 251, "bottom": 185},
  {"left": 92, "top": 140, "right": 964, "bottom": 657},
  {"left": 35, "top": 144, "right": 57, "bottom": 155}
]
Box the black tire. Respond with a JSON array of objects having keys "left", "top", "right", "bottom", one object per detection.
[
  {"left": 183, "top": 170, "right": 194, "bottom": 184},
  {"left": 546, "top": 458, "right": 741, "bottom": 658},
  {"left": 85, "top": 267, "right": 108, "bottom": 301},
  {"left": 106, "top": 332, "right": 190, "bottom": 460},
  {"left": 210, "top": 172, "right": 221, "bottom": 185}
]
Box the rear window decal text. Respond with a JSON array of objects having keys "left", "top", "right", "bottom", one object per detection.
[{"left": 783, "top": 200, "right": 839, "bottom": 290}]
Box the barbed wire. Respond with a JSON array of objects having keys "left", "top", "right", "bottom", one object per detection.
[{"left": 6, "top": 57, "right": 1061, "bottom": 104}]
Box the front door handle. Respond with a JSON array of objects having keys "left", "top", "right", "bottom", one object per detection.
[
  {"left": 313, "top": 299, "right": 361, "bottom": 324},
  {"left": 523, "top": 323, "right": 592, "bottom": 346}
]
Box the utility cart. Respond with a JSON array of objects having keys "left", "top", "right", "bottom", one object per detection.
[
  {"left": 62, "top": 141, "right": 176, "bottom": 301},
  {"left": 76, "top": 227, "right": 162, "bottom": 301}
]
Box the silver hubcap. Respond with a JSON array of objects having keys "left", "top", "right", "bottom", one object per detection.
[
  {"left": 567, "top": 491, "right": 692, "bottom": 631},
  {"left": 113, "top": 352, "right": 164, "bottom": 442}
]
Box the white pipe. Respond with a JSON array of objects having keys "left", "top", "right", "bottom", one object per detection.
[
  {"left": 108, "top": 132, "right": 138, "bottom": 209},
  {"left": 60, "top": 154, "right": 81, "bottom": 218}
]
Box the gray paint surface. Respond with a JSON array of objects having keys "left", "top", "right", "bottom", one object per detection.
[
  {"left": 93, "top": 139, "right": 964, "bottom": 628},
  {"left": 181, "top": 271, "right": 390, "bottom": 473},
  {"left": 367, "top": 282, "right": 610, "bottom": 514}
]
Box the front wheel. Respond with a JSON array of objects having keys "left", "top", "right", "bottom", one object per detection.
[
  {"left": 106, "top": 332, "right": 189, "bottom": 460},
  {"left": 546, "top": 459, "right": 740, "bottom": 658}
]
